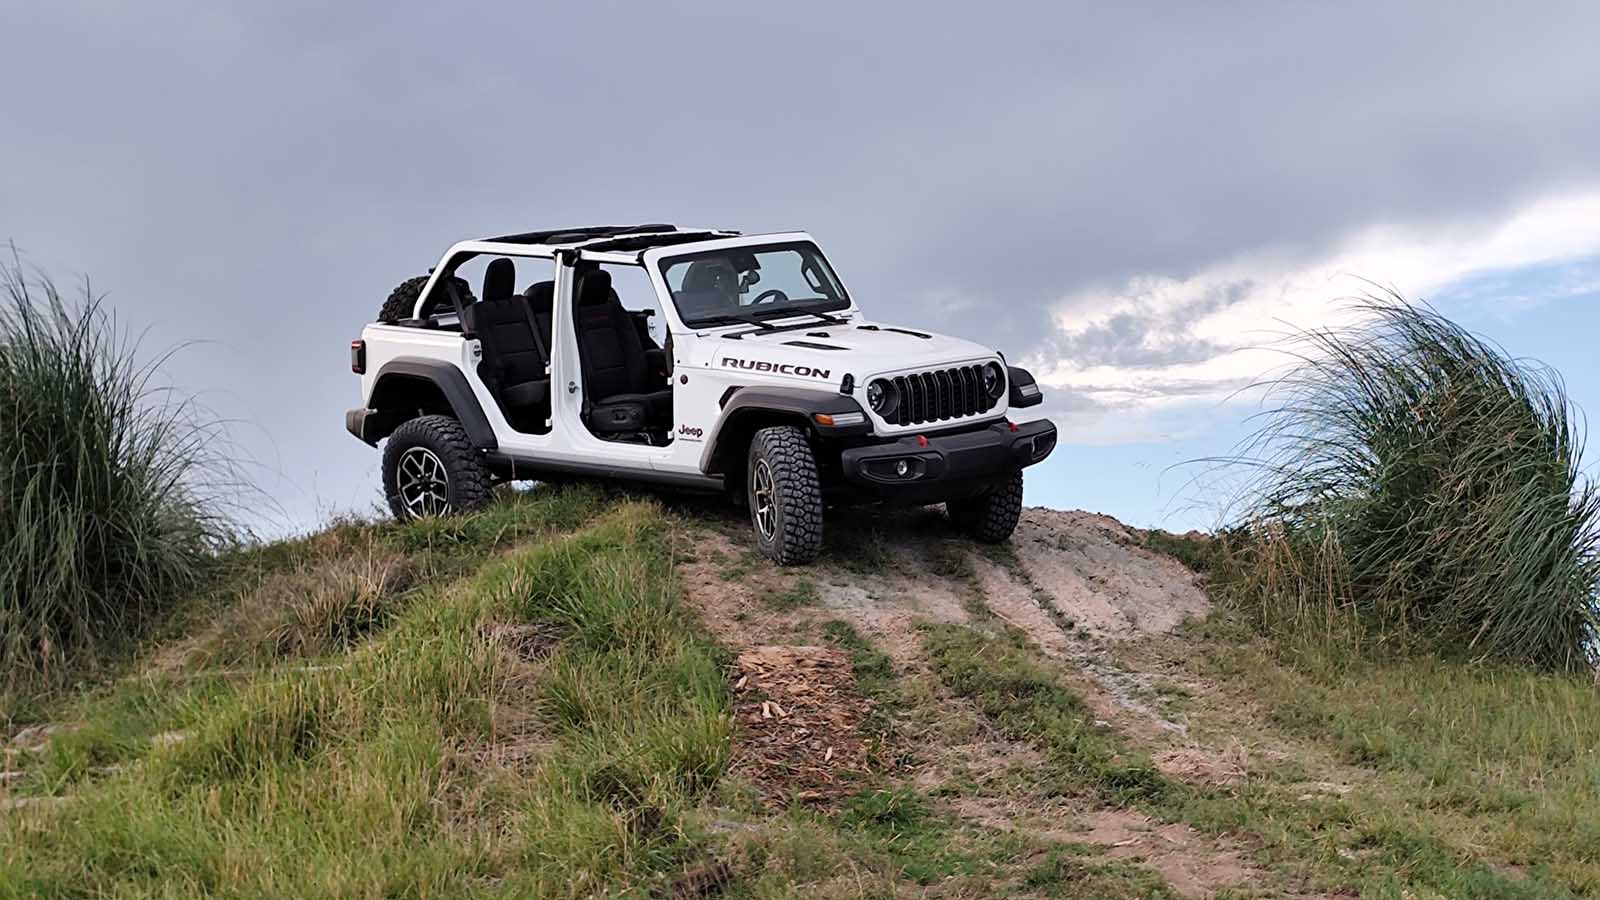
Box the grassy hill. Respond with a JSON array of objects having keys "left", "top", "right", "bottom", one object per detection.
[{"left": 4, "top": 487, "right": 1598, "bottom": 899}]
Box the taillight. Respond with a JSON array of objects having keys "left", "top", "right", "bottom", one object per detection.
[{"left": 350, "top": 339, "right": 366, "bottom": 374}]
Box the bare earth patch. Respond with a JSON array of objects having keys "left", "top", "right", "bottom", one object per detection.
[
  {"left": 729, "top": 645, "right": 874, "bottom": 804},
  {"left": 1074, "top": 809, "right": 1258, "bottom": 899},
  {"left": 676, "top": 529, "right": 816, "bottom": 647},
  {"left": 674, "top": 509, "right": 1359, "bottom": 896},
  {"left": 1009, "top": 509, "right": 1211, "bottom": 640},
  {"left": 814, "top": 574, "right": 970, "bottom": 671}
]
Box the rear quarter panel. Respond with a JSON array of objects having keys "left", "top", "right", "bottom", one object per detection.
[{"left": 358, "top": 325, "right": 478, "bottom": 405}]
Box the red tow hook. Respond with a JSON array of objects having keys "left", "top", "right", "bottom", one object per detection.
[
  {"left": 1008, "top": 420, "right": 1019, "bottom": 433},
  {"left": 917, "top": 434, "right": 929, "bottom": 447}
]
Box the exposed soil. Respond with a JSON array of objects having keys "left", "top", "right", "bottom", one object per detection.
[
  {"left": 813, "top": 574, "right": 971, "bottom": 671},
  {"left": 675, "top": 505, "right": 1290, "bottom": 896},
  {"left": 729, "top": 645, "right": 875, "bottom": 804},
  {"left": 1008, "top": 509, "right": 1212, "bottom": 640},
  {"left": 1074, "top": 809, "right": 1258, "bottom": 899}
]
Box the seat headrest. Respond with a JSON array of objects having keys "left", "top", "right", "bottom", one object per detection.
[
  {"left": 524, "top": 280, "right": 554, "bottom": 313},
  {"left": 483, "top": 257, "right": 516, "bottom": 302},
  {"left": 576, "top": 269, "right": 614, "bottom": 307},
  {"left": 682, "top": 260, "right": 736, "bottom": 293}
]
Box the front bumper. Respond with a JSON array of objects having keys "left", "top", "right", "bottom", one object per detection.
[{"left": 839, "top": 419, "right": 1057, "bottom": 498}]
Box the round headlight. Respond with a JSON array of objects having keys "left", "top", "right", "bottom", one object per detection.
[
  {"left": 981, "top": 362, "right": 1005, "bottom": 399},
  {"left": 867, "top": 378, "right": 898, "bottom": 416}
]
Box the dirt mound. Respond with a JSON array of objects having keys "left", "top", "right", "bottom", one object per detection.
[
  {"left": 729, "top": 646, "right": 875, "bottom": 804},
  {"left": 1007, "top": 509, "right": 1211, "bottom": 639}
]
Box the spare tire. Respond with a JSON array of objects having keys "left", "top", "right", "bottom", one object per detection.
[{"left": 377, "top": 275, "right": 475, "bottom": 324}]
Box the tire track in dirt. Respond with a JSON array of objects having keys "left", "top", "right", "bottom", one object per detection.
[{"left": 675, "top": 508, "right": 1347, "bottom": 898}]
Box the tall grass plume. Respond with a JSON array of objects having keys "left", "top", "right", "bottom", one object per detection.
[
  {"left": 1224, "top": 293, "right": 1599, "bottom": 670},
  {"left": 1, "top": 254, "right": 236, "bottom": 692}
]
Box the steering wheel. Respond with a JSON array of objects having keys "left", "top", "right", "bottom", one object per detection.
[{"left": 751, "top": 288, "right": 790, "bottom": 306}]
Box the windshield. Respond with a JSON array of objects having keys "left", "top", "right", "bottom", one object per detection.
[{"left": 659, "top": 241, "right": 851, "bottom": 328}]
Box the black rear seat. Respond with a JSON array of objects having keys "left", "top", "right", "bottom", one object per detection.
[
  {"left": 572, "top": 269, "right": 671, "bottom": 433},
  {"left": 461, "top": 259, "right": 550, "bottom": 425}
]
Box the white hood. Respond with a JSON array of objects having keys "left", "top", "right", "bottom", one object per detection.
[{"left": 688, "top": 319, "right": 1000, "bottom": 383}]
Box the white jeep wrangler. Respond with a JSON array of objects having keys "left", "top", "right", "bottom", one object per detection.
[{"left": 346, "top": 225, "right": 1056, "bottom": 564}]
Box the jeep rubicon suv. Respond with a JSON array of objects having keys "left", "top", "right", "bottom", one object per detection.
[{"left": 346, "top": 225, "right": 1057, "bottom": 564}]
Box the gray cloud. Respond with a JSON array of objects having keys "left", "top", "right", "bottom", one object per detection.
[
  {"left": 5, "top": 1, "right": 1599, "bottom": 529},
  {"left": 1044, "top": 278, "right": 1258, "bottom": 368},
  {"left": 1051, "top": 311, "right": 1226, "bottom": 369}
]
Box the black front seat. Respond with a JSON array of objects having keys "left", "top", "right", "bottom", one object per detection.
[
  {"left": 673, "top": 259, "right": 740, "bottom": 322},
  {"left": 462, "top": 258, "right": 550, "bottom": 426},
  {"left": 573, "top": 269, "right": 671, "bottom": 433},
  {"left": 524, "top": 280, "right": 554, "bottom": 352}
]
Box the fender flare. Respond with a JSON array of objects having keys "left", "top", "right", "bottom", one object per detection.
[
  {"left": 1006, "top": 365, "right": 1043, "bottom": 408},
  {"left": 366, "top": 357, "right": 497, "bottom": 450},
  {"left": 700, "top": 386, "right": 869, "bottom": 475}
]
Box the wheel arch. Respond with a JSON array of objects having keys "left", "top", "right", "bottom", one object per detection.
[
  {"left": 700, "top": 386, "right": 869, "bottom": 479},
  {"left": 358, "top": 357, "right": 497, "bottom": 449}
]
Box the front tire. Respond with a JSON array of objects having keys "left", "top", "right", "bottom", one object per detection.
[
  {"left": 947, "top": 471, "right": 1024, "bottom": 542},
  {"left": 382, "top": 415, "right": 492, "bottom": 521},
  {"left": 747, "top": 426, "right": 824, "bottom": 565}
]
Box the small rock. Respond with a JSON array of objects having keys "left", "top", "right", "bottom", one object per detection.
[
  {"left": 1, "top": 795, "right": 67, "bottom": 812},
  {"left": 9, "top": 725, "right": 59, "bottom": 752},
  {"left": 149, "top": 731, "right": 191, "bottom": 749}
]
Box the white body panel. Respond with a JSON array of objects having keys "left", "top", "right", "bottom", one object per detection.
[{"left": 356, "top": 230, "right": 1014, "bottom": 480}]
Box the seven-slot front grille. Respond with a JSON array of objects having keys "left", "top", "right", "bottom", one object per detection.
[{"left": 887, "top": 363, "right": 998, "bottom": 426}]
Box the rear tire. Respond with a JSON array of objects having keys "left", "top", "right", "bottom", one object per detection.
[
  {"left": 382, "top": 415, "right": 492, "bottom": 520},
  {"left": 747, "top": 426, "right": 824, "bottom": 565},
  {"left": 377, "top": 275, "right": 475, "bottom": 324},
  {"left": 947, "top": 471, "right": 1024, "bottom": 542}
]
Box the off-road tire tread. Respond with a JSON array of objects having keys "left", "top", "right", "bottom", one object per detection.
[
  {"left": 377, "top": 275, "right": 475, "bottom": 324},
  {"left": 948, "top": 471, "right": 1024, "bottom": 542},
  {"left": 749, "top": 426, "right": 824, "bottom": 565},
  {"left": 382, "top": 415, "right": 492, "bottom": 520}
]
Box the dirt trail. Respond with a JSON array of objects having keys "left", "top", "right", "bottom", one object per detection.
[
  {"left": 1007, "top": 509, "right": 1212, "bottom": 638},
  {"left": 677, "top": 506, "right": 1295, "bottom": 898}
]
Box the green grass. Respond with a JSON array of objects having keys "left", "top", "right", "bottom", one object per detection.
[
  {"left": 1022, "top": 848, "right": 1180, "bottom": 899},
  {"left": 0, "top": 258, "right": 235, "bottom": 699},
  {"left": 0, "top": 497, "right": 737, "bottom": 898},
  {"left": 1135, "top": 528, "right": 1225, "bottom": 579},
  {"left": 764, "top": 577, "right": 819, "bottom": 611},
  {"left": 719, "top": 548, "right": 764, "bottom": 583},
  {"left": 7, "top": 457, "right": 1597, "bottom": 897},
  {"left": 819, "top": 619, "right": 902, "bottom": 751},
  {"left": 1194, "top": 622, "right": 1600, "bottom": 895},
  {"left": 923, "top": 624, "right": 1169, "bottom": 805},
  {"left": 925, "top": 603, "right": 1598, "bottom": 898},
  {"left": 1224, "top": 295, "right": 1600, "bottom": 669}
]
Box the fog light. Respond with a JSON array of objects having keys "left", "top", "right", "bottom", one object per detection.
[{"left": 895, "top": 459, "right": 910, "bottom": 477}]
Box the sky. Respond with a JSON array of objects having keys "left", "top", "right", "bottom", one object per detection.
[{"left": 4, "top": 1, "right": 1599, "bottom": 535}]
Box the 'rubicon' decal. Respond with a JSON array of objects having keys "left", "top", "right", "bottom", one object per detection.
[{"left": 719, "top": 357, "right": 832, "bottom": 380}]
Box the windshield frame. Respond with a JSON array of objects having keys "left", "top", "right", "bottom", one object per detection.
[{"left": 653, "top": 239, "right": 853, "bottom": 329}]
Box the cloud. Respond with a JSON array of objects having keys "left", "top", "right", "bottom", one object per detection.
[
  {"left": 5, "top": 2, "right": 1600, "bottom": 529},
  {"left": 1025, "top": 191, "right": 1600, "bottom": 415}
]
